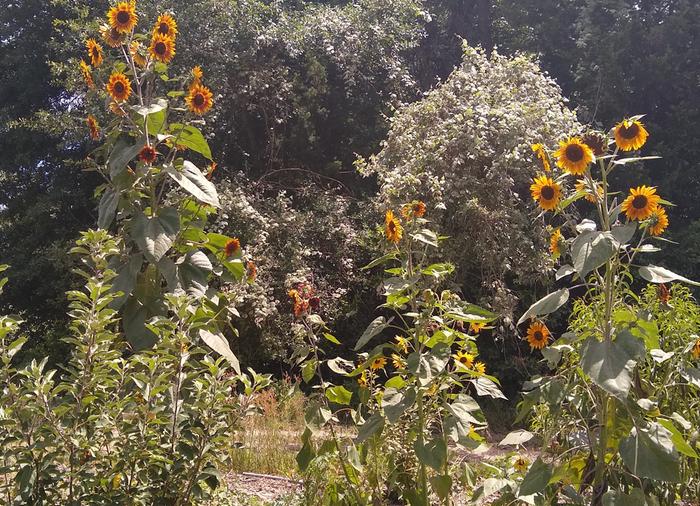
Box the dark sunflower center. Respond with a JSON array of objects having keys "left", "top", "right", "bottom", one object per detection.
[
  {"left": 155, "top": 42, "right": 166, "bottom": 55},
  {"left": 620, "top": 123, "right": 639, "bottom": 139},
  {"left": 565, "top": 144, "right": 584, "bottom": 162},
  {"left": 541, "top": 186, "right": 555, "bottom": 200},
  {"left": 158, "top": 22, "right": 169, "bottom": 34},
  {"left": 388, "top": 221, "right": 396, "bottom": 233},
  {"left": 459, "top": 357, "right": 468, "bottom": 364},
  {"left": 534, "top": 331, "right": 543, "bottom": 341},
  {"left": 114, "top": 81, "right": 124, "bottom": 93},
  {"left": 632, "top": 195, "right": 648, "bottom": 209},
  {"left": 117, "top": 10, "right": 130, "bottom": 24}
]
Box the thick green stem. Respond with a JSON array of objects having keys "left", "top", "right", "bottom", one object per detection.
[{"left": 416, "top": 395, "right": 429, "bottom": 504}]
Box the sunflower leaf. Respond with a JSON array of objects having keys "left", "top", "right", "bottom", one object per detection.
[
  {"left": 517, "top": 289, "right": 569, "bottom": 326},
  {"left": 613, "top": 156, "right": 662, "bottom": 165},
  {"left": 638, "top": 265, "right": 700, "bottom": 286}
]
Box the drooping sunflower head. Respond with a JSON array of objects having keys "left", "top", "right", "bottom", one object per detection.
[
  {"left": 108, "top": 1, "right": 138, "bottom": 34},
  {"left": 575, "top": 178, "right": 603, "bottom": 203},
  {"left": 614, "top": 118, "right": 649, "bottom": 151},
  {"left": 192, "top": 65, "right": 203, "bottom": 84},
  {"left": 370, "top": 356, "right": 387, "bottom": 370},
  {"left": 86, "top": 39, "right": 103, "bottom": 67},
  {"left": 224, "top": 238, "right": 241, "bottom": 258},
  {"left": 384, "top": 209, "right": 403, "bottom": 243},
  {"left": 149, "top": 32, "right": 176, "bottom": 64},
  {"left": 106, "top": 72, "right": 131, "bottom": 102},
  {"left": 101, "top": 25, "right": 127, "bottom": 47},
  {"left": 357, "top": 370, "right": 369, "bottom": 387},
  {"left": 525, "top": 321, "right": 550, "bottom": 350},
  {"left": 514, "top": 456, "right": 530, "bottom": 473},
  {"left": 621, "top": 185, "right": 661, "bottom": 221},
  {"left": 531, "top": 143, "right": 551, "bottom": 172},
  {"left": 395, "top": 335, "right": 409, "bottom": 354},
  {"left": 79, "top": 60, "right": 94, "bottom": 89},
  {"left": 185, "top": 83, "right": 214, "bottom": 115},
  {"left": 692, "top": 338, "right": 700, "bottom": 360},
  {"left": 530, "top": 175, "right": 561, "bottom": 211},
  {"left": 246, "top": 260, "right": 257, "bottom": 282},
  {"left": 130, "top": 41, "right": 146, "bottom": 67},
  {"left": 469, "top": 322, "right": 484, "bottom": 334},
  {"left": 86, "top": 115, "right": 100, "bottom": 140},
  {"left": 549, "top": 228, "right": 563, "bottom": 257},
  {"left": 154, "top": 13, "right": 178, "bottom": 39},
  {"left": 647, "top": 206, "right": 669, "bottom": 236},
  {"left": 391, "top": 353, "right": 405, "bottom": 370},
  {"left": 473, "top": 361, "right": 486, "bottom": 374},
  {"left": 138, "top": 145, "right": 157, "bottom": 164},
  {"left": 454, "top": 351, "right": 475, "bottom": 369},
  {"left": 581, "top": 131, "right": 609, "bottom": 157},
  {"left": 400, "top": 200, "right": 427, "bottom": 220},
  {"left": 553, "top": 137, "right": 594, "bottom": 175}
]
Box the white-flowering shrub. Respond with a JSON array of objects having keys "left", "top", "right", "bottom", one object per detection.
[{"left": 359, "top": 43, "right": 582, "bottom": 325}]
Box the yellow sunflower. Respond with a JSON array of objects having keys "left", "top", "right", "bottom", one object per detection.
[
  {"left": 692, "top": 339, "right": 700, "bottom": 360},
  {"left": 514, "top": 456, "right": 530, "bottom": 473},
  {"left": 575, "top": 178, "right": 603, "bottom": 203},
  {"left": 192, "top": 65, "right": 203, "bottom": 84},
  {"left": 86, "top": 115, "right": 100, "bottom": 140},
  {"left": 384, "top": 209, "right": 403, "bottom": 243},
  {"left": 395, "top": 335, "right": 409, "bottom": 354},
  {"left": 525, "top": 321, "right": 550, "bottom": 350},
  {"left": 138, "top": 145, "right": 157, "bottom": 164},
  {"left": 86, "top": 39, "right": 104, "bottom": 67},
  {"left": 621, "top": 186, "right": 661, "bottom": 221},
  {"left": 154, "top": 13, "right": 178, "bottom": 39},
  {"left": 370, "top": 356, "right": 387, "bottom": 370},
  {"left": 79, "top": 60, "right": 94, "bottom": 89},
  {"left": 149, "top": 32, "right": 176, "bottom": 64},
  {"left": 185, "top": 83, "right": 214, "bottom": 115},
  {"left": 454, "top": 351, "right": 475, "bottom": 369},
  {"left": 225, "top": 238, "right": 241, "bottom": 258},
  {"left": 108, "top": 1, "right": 138, "bottom": 34},
  {"left": 473, "top": 361, "right": 486, "bottom": 374},
  {"left": 106, "top": 72, "right": 131, "bottom": 102},
  {"left": 391, "top": 353, "right": 405, "bottom": 369},
  {"left": 101, "top": 25, "right": 126, "bottom": 48},
  {"left": 470, "top": 322, "right": 484, "bottom": 334},
  {"left": 357, "top": 370, "right": 369, "bottom": 387},
  {"left": 530, "top": 175, "right": 561, "bottom": 211},
  {"left": 531, "top": 143, "right": 550, "bottom": 172},
  {"left": 647, "top": 207, "right": 669, "bottom": 236},
  {"left": 614, "top": 119, "right": 649, "bottom": 151},
  {"left": 401, "top": 200, "right": 427, "bottom": 220},
  {"left": 549, "top": 228, "right": 563, "bottom": 256},
  {"left": 130, "top": 41, "right": 146, "bottom": 67},
  {"left": 553, "top": 137, "right": 594, "bottom": 175}
]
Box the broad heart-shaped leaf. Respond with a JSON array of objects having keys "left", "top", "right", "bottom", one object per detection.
[
  {"left": 325, "top": 385, "right": 352, "bottom": 405},
  {"left": 122, "top": 297, "right": 158, "bottom": 350},
  {"left": 611, "top": 222, "right": 637, "bottom": 245},
  {"left": 383, "top": 387, "right": 416, "bottom": 423},
  {"left": 169, "top": 123, "right": 212, "bottom": 160},
  {"left": 472, "top": 376, "right": 507, "bottom": 399},
  {"left": 354, "top": 411, "right": 385, "bottom": 444},
  {"left": 602, "top": 489, "right": 650, "bottom": 506},
  {"left": 517, "top": 289, "right": 569, "bottom": 326},
  {"left": 199, "top": 329, "right": 241, "bottom": 374},
  {"left": 109, "top": 254, "right": 142, "bottom": 308},
  {"left": 430, "top": 474, "right": 452, "bottom": 500},
  {"left": 304, "top": 401, "right": 331, "bottom": 434},
  {"left": 164, "top": 161, "right": 220, "bottom": 208},
  {"left": 133, "top": 98, "right": 168, "bottom": 135},
  {"left": 580, "top": 331, "right": 645, "bottom": 399},
  {"left": 296, "top": 428, "right": 315, "bottom": 472},
  {"left": 98, "top": 187, "right": 119, "bottom": 229},
  {"left": 499, "top": 429, "right": 534, "bottom": 447},
  {"left": 131, "top": 207, "right": 180, "bottom": 263},
  {"left": 638, "top": 265, "right": 700, "bottom": 286},
  {"left": 354, "top": 316, "right": 391, "bottom": 350},
  {"left": 657, "top": 418, "right": 699, "bottom": 458},
  {"left": 572, "top": 230, "right": 617, "bottom": 278},
  {"left": 518, "top": 457, "right": 552, "bottom": 497},
  {"left": 445, "top": 394, "right": 484, "bottom": 425},
  {"left": 177, "top": 251, "right": 212, "bottom": 297},
  {"left": 415, "top": 437, "right": 447, "bottom": 470},
  {"left": 108, "top": 135, "right": 144, "bottom": 178},
  {"left": 411, "top": 228, "right": 439, "bottom": 247},
  {"left": 619, "top": 422, "right": 680, "bottom": 482}
]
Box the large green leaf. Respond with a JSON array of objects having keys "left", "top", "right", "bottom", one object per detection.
[
  {"left": 580, "top": 330, "right": 645, "bottom": 399},
  {"left": 355, "top": 412, "right": 384, "bottom": 444},
  {"left": 164, "top": 161, "right": 220, "bottom": 208},
  {"left": 109, "top": 254, "right": 142, "bottom": 308},
  {"left": 619, "top": 422, "right": 680, "bottom": 482},
  {"left": 354, "top": 316, "right": 390, "bottom": 350},
  {"left": 169, "top": 123, "right": 212, "bottom": 160},
  {"left": 517, "top": 289, "right": 569, "bottom": 326},
  {"left": 325, "top": 385, "right": 352, "bottom": 405},
  {"left": 657, "top": 418, "right": 699, "bottom": 458},
  {"left": 97, "top": 187, "right": 119, "bottom": 229},
  {"left": 383, "top": 387, "right": 416, "bottom": 423},
  {"left": 572, "top": 230, "right": 617, "bottom": 278},
  {"left": 199, "top": 329, "right": 240, "bottom": 374},
  {"left": 177, "top": 251, "right": 212, "bottom": 297},
  {"left": 415, "top": 437, "right": 447, "bottom": 470},
  {"left": 133, "top": 98, "right": 168, "bottom": 135},
  {"left": 518, "top": 457, "right": 552, "bottom": 497},
  {"left": 602, "top": 489, "right": 650, "bottom": 506},
  {"left": 108, "top": 135, "right": 143, "bottom": 178},
  {"left": 638, "top": 265, "right": 700, "bottom": 286},
  {"left": 131, "top": 207, "right": 180, "bottom": 262}
]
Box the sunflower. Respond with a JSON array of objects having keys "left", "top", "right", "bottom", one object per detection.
[
  {"left": 370, "top": 357, "right": 387, "bottom": 370},
  {"left": 531, "top": 143, "right": 550, "bottom": 172},
  {"left": 514, "top": 456, "right": 530, "bottom": 473},
  {"left": 401, "top": 200, "right": 427, "bottom": 220},
  {"left": 621, "top": 186, "right": 661, "bottom": 221},
  {"left": 575, "top": 178, "right": 602, "bottom": 203},
  {"left": 391, "top": 353, "right": 405, "bottom": 369},
  {"left": 192, "top": 65, "right": 203, "bottom": 84},
  {"left": 224, "top": 238, "right": 241, "bottom": 258},
  {"left": 530, "top": 175, "right": 561, "bottom": 211},
  {"left": 86, "top": 115, "right": 100, "bottom": 140},
  {"left": 692, "top": 339, "right": 700, "bottom": 360},
  {"left": 108, "top": 1, "right": 137, "bottom": 34},
  {"left": 384, "top": 209, "right": 403, "bottom": 243},
  {"left": 647, "top": 207, "right": 669, "bottom": 236},
  {"left": 553, "top": 137, "right": 594, "bottom": 175},
  {"left": 149, "top": 32, "right": 176, "bottom": 64},
  {"left": 470, "top": 322, "right": 484, "bottom": 334},
  {"left": 357, "top": 370, "right": 369, "bottom": 387},
  {"left": 395, "top": 335, "right": 409, "bottom": 354},
  {"left": 614, "top": 119, "right": 649, "bottom": 151},
  {"left": 185, "top": 83, "right": 214, "bottom": 115},
  {"left": 138, "top": 145, "right": 157, "bottom": 164},
  {"left": 154, "top": 13, "right": 178, "bottom": 39},
  {"left": 581, "top": 131, "right": 609, "bottom": 157},
  {"left": 79, "top": 60, "right": 94, "bottom": 89},
  {"left": 526, "top": 321, "right": 550, "bottom": 350},
  {"left": 454, "top": 351, "right": 474, "bottom": 369},
  {"left": 86, "top": 39, "right": 104, "bottom": 67},
  {"left": 246, "top": 261, "right": 257, "bottom": 282},
  {"left": 130, "top": 41, "right": 146, "bottom": 67},
  {"left": 106, "top": 72, "right": 131, "bottom": 102},
  {"left": 101, "top": 25, "right": 126, "bottom": 47},
  {"left": 109, "top": 101, "right": 126, "bottom": 116},
  {"left": 549, "top": 228, "right": 563, "bottom": 256},
  {"left": 473, "top": 361, "right": 486, "bottom": 374}
]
